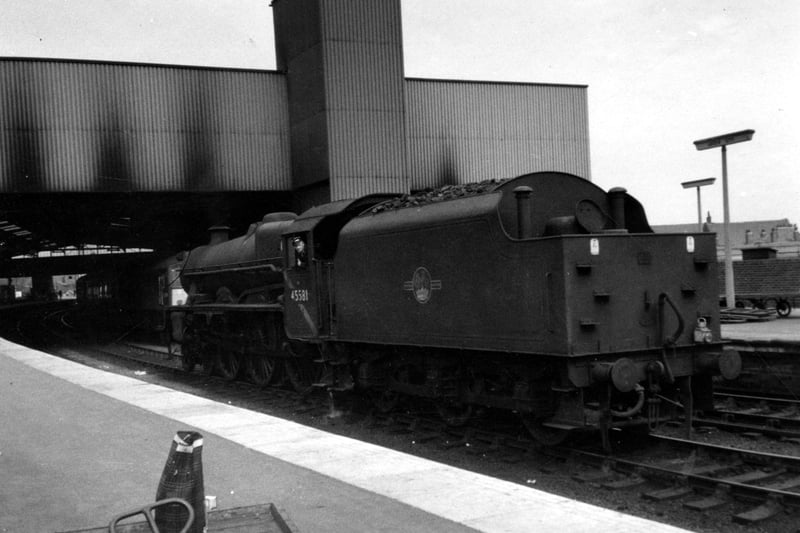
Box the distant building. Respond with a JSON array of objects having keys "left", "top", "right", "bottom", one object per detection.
[
  {"left": 53, "top": 274, "right": 78, "bottom": 299},
  {"left": 1, "top": 277, "right": 32, "bottom": 299},
  {"left": 654, "top": 214, "right": 800, "bottom": 261}
]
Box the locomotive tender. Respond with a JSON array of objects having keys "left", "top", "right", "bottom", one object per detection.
[{"left": 172, "top": 171, "right": 741, "bottom": 446}]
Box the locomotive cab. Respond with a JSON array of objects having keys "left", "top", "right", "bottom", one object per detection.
[
  {"left": 282, "top": 194, "right": 398, "bottom": 340},
  {"left": 282, "top": 226, "right": 320, "bottom": 339}
]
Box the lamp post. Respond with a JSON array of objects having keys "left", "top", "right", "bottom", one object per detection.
[
  {"left": 681, "top": 177, "right": 716, "bottom": 232},
  {"left": 693, "top": 129, "right": 755, "bottom": 309}
]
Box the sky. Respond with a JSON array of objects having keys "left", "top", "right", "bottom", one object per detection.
[{"left": 1, "top": 0, "right": 797, "bottom": 226}]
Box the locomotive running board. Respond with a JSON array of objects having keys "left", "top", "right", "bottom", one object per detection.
[{"left": 170, "top": 303, "right": 283, "bottom": 312}]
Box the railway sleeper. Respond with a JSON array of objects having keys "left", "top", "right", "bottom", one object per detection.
[
  {"left": 683, "top": 484, "right": 731, "bottom": 511},
  {"left": 733, "top": 494, "right": 785, "bottom": 525}
]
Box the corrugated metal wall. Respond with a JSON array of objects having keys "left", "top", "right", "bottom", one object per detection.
[
  {"left": 274, "top": 0, "right": 409, "bottom": 202},
  {"left": 322, "top": 0, "right": 408, "bottom": 200},
  {"left": 0, "top": 59, "right": 291, "bottom": 192},
  {"left": 0, "top": 62, "right": 591, "bottom": 197},
  {"left": 404, "top": 79, "right": 591, "bottom": 190}
]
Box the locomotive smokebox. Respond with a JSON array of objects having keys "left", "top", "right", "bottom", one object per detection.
[
  {"left": 513, "top": 186, "right": 534, "bottom": 239},
  {"left": 207, "top": 225, "right": 231, "bottom": 245}
]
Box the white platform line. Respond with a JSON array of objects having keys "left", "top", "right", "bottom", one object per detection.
[{"left": 1, "top": 338, "right": 690, "bottom": 533}]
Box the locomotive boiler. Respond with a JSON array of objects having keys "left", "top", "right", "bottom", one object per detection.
[{"left": 171, "top": 171, "right": 742, "bottom": 447}]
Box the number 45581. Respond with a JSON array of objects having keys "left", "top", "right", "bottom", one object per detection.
[{"left": 291, "top": 289, "right": 309, "bottom": 302}]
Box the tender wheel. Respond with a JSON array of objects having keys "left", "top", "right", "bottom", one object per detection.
[
  {"left": 217, "top": 348, "right": 242, "bottom": 381},
  {"left": 521, "top": 415, "right": 571, "bottom": 446},
  {"left": 435, "top": 374, "right": 483, "bottom": 426},
  {"left": 285, "top": 358, "right": 324, "bottom": 394},
  {"left": 368, "top": 389, "right": 401, "bottom": 413},
  {"left": 246, "top": 354, "right": 278, "bottom": 387},
  {"left": 366, "top": 364, "right": 408, "bottom": 413}
]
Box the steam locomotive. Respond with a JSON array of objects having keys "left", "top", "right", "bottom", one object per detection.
[{"left": 170, "top": 171, "right": 742, "bottom": 447}]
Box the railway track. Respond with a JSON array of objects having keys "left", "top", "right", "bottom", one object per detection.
[
  {"left": 69, "top": 341, "right": 334, "bottom": 419},
  {"left": 721, "top": 339, "right": 800, "bottom": 399},
  {"left": 4, "top": 303, "right": 335, "bottom": 419},
  {"left": 569, "top": 433, "right": 800, "bottom": 526},
  {"left": 701, "top": 393, "right": 800, "bottom": 441}
]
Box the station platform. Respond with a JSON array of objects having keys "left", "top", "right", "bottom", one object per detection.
[
  {"left": 0, "top": 337, "right": 692, "bottom": 533},
  {"left": 722, "top": 313, "right": 800, "bottom": 343}
]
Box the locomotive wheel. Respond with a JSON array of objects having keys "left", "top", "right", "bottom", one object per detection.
[
  {"left": 246, "top": 355, "right": 278, "bottom": 387},
  {"left": 285, "top": 358, "right": 324, "bottom": 394},
  {"left": 201, "top": 349, "right": 217, "bottom": 376},
  {"left": 521, "top": 415, "right": 570, "bottom": 446},
  {"left": 181, "top": 353, "right": 196, "bottom": 373},
  {"left": 217, "top": 348, "right": 242, "bottom": 381},
  {"left": 436, "top": 401, "right": 473, "bottom": 426},
  {"left": 179, "top": 335, "right": 198, "bottom": 373}
]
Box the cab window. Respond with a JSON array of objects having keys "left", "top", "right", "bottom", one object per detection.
[{"left": 286, "top": 234, "right": 309, "bottom": 268}]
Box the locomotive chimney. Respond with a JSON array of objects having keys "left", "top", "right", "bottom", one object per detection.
[
  {"left": 608, "top": 187, "right": 627, "bottom": 230},
  {"left": 514, "top": 186, "right": 534, "bottom": 239},
  {"left": 207, "top": 225, "right": 231, "bottom": 245}
]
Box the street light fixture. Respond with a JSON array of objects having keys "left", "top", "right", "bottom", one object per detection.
[
  {"left": 693, "top": 129, "right": 755, "bottom": 309},
  {"left": 681, "top": 177, "right": 716, "bottom": 232}
]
